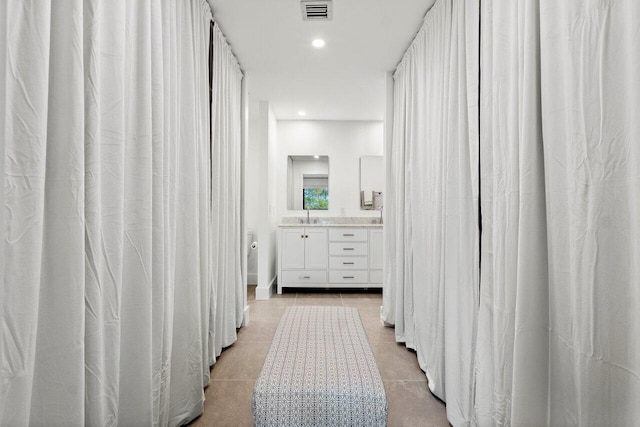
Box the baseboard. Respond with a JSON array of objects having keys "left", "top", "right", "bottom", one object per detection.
[{"left": 255, "top": 275, "right": 276, "bottom": 301}]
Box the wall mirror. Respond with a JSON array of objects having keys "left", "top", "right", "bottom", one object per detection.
[
  {"left": 287, "top": 155, "right": 329, "bottom": 210},
  {"left": 360, "top": 155, "right": 384, "bottom": 210}
]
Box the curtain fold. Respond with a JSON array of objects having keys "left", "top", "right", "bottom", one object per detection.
[
  {"left": 384, "top": 1, "right": 480, "bottom": 425},
  {"left": 1, "top": 1, "right": 244, "bottom": 426},
  {"left": 475, "top": 1, "right": 640, "bottom": 425},
  {"left": 474, "top": 1, "right": 550, "bottom": 425},
  {"left": 388, "top": 0, "right": 640, "bottom": 425},
  {"left": 209, "top": 22, "right": 245, "bottom": 361},
  {"left": 539, "top": 1, "right": 640, "bottom": 424}
]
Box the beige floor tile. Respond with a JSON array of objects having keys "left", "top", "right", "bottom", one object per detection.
[
  {"left": 371, "top": 342, "right": 428, "bottom": 381},
  {"left": 247, "top": 285, "right": 256, "bottom": 301},
  {"left": 210, "top": 341, "right": 270, "bottom": 380},
  {"left": 352, "top": 304, "right": 383, "bottom": 319},
  {"left": 189, "top": 380, "right": 255, "bottom": 427},
  {"left": 362, "top": 319, "right": 397, "bottom": 343},
  {"left": 237, "top": 316, "right": 280, "bottom": 342},
  {"left": 270, "top": 289, "right": 298, "bottom": 299},
  {"left": 342, "top": 298, "right": 383, "bottom": 310},
  {"left": 384, "top": 380, "right": 448, "bottom": 427},
  {"left": 248, "top": 300, "right": 292, "bottom": 319}
]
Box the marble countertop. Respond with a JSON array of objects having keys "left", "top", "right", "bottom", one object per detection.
[{"left": 278, "top": 217, "right": 383, "bottom": 227}]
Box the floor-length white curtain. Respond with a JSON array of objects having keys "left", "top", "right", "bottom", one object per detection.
[
  {"left": 475, "top": 1, "right": 640, "bottom": 425},
  {"left": 473, "top": 1, "right": 550, "bottom": 425},
  {"left": 388, "top": 0, "right": 639, "bottom": 425},
  {"left": 539, "top": 1, "right": 640, "bottom": 424},
  {"left": 382, "top": 37, "right": 414, "bottom": 347},
  {"left": 383, "top": 0, "right": 480, "bottom": 425},
  {"left": 209, "top": 22, "right": 245, "bottom": 360},
  {"left": 0, "top": 1, "right": 221, "bottom": 426}
]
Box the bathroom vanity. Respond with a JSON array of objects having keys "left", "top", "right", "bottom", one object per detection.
[{"left": 277, "top": 219, "right": 383, "bottom": 294}]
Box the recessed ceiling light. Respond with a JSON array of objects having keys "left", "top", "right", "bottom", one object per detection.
[
  {"left": 314, "top": 155, "right": 320, "bottom": 159},
  {"left": 312, "top": 39, "right": 325, "bottom": 48},
  {"left": 298, "top": 111, "right": 306, "bottom": 116}
]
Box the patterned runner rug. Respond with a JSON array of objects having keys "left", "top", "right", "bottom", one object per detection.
[{"left": 252, "top": 306, "right": 387, "bottom": 426}]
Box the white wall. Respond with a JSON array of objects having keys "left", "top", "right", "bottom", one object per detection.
[
  {"left": 246, "top": 101, "right": 260, "bottom": 284},
  {"left": 276, "top": 120, "right": 384, "bottom": 220},
  {"left": 265, "top": 106, "right": 278, "bottom": 290},
  {"left": 246, "top": 100, "right": 278, "bottom": 298}
]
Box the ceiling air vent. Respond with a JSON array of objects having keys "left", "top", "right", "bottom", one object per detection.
[{"left": 301, "top": 0, "right": 333, "bottom": 21}]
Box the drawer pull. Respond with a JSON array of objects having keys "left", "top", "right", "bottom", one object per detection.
[
  {"left": 343, "top": 233, "right": 354, "bottom": 237},
  {"left": 343, "top": 262, "right": 354, "bottom": 265},
  {"left": 343, "top": 276, "right": 355, "bottom": 279},
  {"left": 343, "top": 248, "right": 354, "bottom": 251},
  {"left": 300, "top": 276, "right": 311, "bottom": 279}
]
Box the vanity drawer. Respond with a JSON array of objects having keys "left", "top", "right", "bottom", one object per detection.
[
  {"left": 329, "top": 270, "right": 368, "bottom": 284},
  {"left": 329, "top": 228, "right": 368, "bottom": 242},
  {"left": 329, "top": 242, "right": 368, "bottom": 256},
  {"left": 281, "top": 270, "right": 327, "bottom": 284},
  {"left": 329, "top": 256, "right": 368, "bottom": 270},
  {"left": 369, "top": 269, "right": 383, "bottom": 284}
]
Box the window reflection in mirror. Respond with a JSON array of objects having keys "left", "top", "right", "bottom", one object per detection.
[{"left": 287, "top": 155, "right": 329, "bottom": 210}]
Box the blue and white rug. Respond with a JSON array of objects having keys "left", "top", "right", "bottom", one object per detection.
[{"left": 252, "top": 306, "right": 388, "bottom": 426}]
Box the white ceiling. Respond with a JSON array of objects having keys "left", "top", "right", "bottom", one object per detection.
[{"left": 207, "top": 0, "right": 435, "bottom": 121}]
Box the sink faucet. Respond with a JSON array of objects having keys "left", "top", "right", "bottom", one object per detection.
[
  {"left": 306, "top": 208, "right": 310, "bottom": 224},
  {"left": 378, "top": 206, "right": 383, "bottom": 224}
]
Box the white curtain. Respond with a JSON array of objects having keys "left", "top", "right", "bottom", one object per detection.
[
  {"left": 475, "top": 1, "right": 640, "bottom": 425},
  {"left": 474, "top": 0, "right": 550, "bottom": 425},
  {"left": 388, "top": 0, "right": 640, "bottom": 425},
  {"left": 383, "top": 0, "right": 480, "bottom": 425},
  {"left": 540, "top": 0, "right": 640, "bottom": 424},
  {"left": 209, "top": 22, "right": 245, "bottom": 360},
  {"left": 0, "top": 1, "right": 244, "bottom": 426}
]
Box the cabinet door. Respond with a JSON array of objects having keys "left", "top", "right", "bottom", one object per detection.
[
  {"left": 304, "top": 229, "right": 328, "bottom": 269},
  {"left": 281, "top": 228, "right": 306, "bottom": 269},
  {"left": 369, "top": 229, "right": 383, "bottom": 270}
]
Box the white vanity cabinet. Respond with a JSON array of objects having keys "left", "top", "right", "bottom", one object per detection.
[
  {"left": 279, "top": 228, "right": 328, "bottom": 289},
  {"left": 280, "top": 228, "right": 328, "bottom": 270},
  {"left": 278, "top": 225, "right": 383, "bottom": 293}
]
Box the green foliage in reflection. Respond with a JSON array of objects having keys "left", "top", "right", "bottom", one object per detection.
[{"left": 303, "top": 188, "right": 329, "bottom": 210}]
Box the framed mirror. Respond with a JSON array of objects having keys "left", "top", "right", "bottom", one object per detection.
[
  {"left": 360, "top": 156, "right": 384, "bottom": 210},
  {"left": 287, "top": 155, "right": 329, "bottom": 210}
]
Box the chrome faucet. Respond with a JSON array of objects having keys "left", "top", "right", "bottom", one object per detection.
[
  {"left": 306, "top": 208, "right": 310, "bottom": 224},
  {"left": 378, "top": 206, "right": 383, "bottom": 224}
]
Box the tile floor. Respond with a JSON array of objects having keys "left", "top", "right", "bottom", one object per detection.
[{"left": 188, "top": 287, "right": 448, "bottom": 427}]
